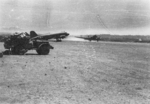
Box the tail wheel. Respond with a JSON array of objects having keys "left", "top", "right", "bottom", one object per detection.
[{"left": 36, "top": 45, "right": 50, "bottom": 55}]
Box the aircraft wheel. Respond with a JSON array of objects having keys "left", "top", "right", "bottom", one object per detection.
[{"left": 36, "top": 45, "right": 50, "bottom": 55}]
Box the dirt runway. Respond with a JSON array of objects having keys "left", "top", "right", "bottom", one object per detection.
[{"left": 0, "top": 41, "right": 150, "bottom": 104}]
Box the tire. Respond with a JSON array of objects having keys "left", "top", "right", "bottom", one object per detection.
[
  {"left": 3, "top": 50, "right": 11, "bottom": 55},
  {"left": 36, "top": 45, "right": 50, "bottom": 55},
  {"left": 11, "top": 47, "right": 19, "bottom": 55},
  {"left": 11, "top": 46, "right": 27, "bottom": 55},
  {"left": 0, "top": 52, "right": 3, "bottom": 57}
]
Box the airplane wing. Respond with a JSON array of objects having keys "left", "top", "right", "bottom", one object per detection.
[{"left": 32, "top": 32, "right": 69, "bottom": 41}]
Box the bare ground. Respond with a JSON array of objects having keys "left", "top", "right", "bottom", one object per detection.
[{"left": 0, "top": 41, "right": 150, "bottom": 104}]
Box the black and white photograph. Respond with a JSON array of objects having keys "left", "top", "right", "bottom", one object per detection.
[{"left": 0, "top": 0, "right": 150, "bottom": 104}]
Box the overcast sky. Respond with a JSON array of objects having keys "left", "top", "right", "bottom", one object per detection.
[{"left": 0, "top": 0, "right": 150, "bottom": 35}]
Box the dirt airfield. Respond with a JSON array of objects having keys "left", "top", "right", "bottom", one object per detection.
[{"left": 0, "top": 41, "right": 150, "bottom": 104}]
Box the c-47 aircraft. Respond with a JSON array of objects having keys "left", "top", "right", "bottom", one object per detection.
[
  {"left": 37, "top": 32, "right": 69, "bottom": 42},
  {"left": 0, "top": 31, "right": 69, "bottom": 42}
]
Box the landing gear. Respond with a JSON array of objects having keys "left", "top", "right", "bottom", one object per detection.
[{"left": 56, "top": 38, "right": 62, "bottom": 42}]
